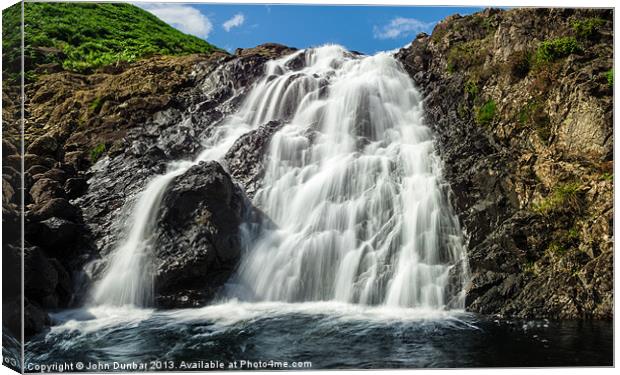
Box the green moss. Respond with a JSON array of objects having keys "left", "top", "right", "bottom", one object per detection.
[
  {"left": 464, "top": 79, "right": 479, "bottom": 98},
  {"left": 547, "top": 242, "right": 568, "bottom": 256},
  {"left": 90, "top": 143, "right": 107, "bottom": 163},
  {"left": 523, "top": 260, "right": 538, "bottom": 275},
  {"left": 571, "top": 18, "right": 605, "bottom": 40},
  {"left": 476, "top": 99, "right": 496, "bottom": 126},
  {"left": 535, "top": 37, "right": 582, "bottom": 64},
  {"left": 3, "top": 2, "right": 219, "bottom": 84},
  {"left": 456, "top": 103, "right": 469, "bottom": 120},
  {"left": 600, "top": 172, "right": 613, "bottom": 182},
  {"left": 606, "top": 69, "right": 613, "bottom": 87},
  {"left": 567, "top": 226, "right": 580, "bottom": 240},
  {"left": 89, "top": 97, "right": 104, "bottom": 113},
  {"left": 532, "top": 182, "right": 583, "bottom": 215}
]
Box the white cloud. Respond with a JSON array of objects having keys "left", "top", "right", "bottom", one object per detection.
[
  {"left": 222, "top": 13, "right": 245, "bottom": 32},
  {"left": 138, "top": 3, "right": 213, "bottom": 39},
  {"left": 373, "top": 17, "right": 433, "bottom": 40}
]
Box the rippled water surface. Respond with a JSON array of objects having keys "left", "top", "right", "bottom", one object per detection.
[{"left": 24, "top": 301, "right": 612, "bottom": 370}]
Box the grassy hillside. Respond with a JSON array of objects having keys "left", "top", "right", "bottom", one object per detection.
[{"left": 2, "top": 2, "right": 218, "bottom": 82}]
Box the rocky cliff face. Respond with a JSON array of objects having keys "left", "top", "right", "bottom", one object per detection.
[
  {"left": 396, "top": 8, "right": 613, "bottom": 319},
  {"left": 3, "top": 44, "right": 296, "bottom": 336}
]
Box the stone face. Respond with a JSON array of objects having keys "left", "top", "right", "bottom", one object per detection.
[
  {"left": 30, "top": 178, "right": 66, "bottom": 204},
  {"left": 152, "top": 161, "right": 257, "bottom": 308},
  {"left": 396, "top": 8, "right": 613, "bottom": 319},
  {"left": 225, "top": 120, "right": 283, "bottom": 198},
  {"left": 24, "top": 246, "right": 59, "bottom": 306},
  {"left": 26, "top": 217, "right": 80, "bottom": 252},
  {"left": 28, "top": 198, "right": 80, "bottom": 222},
  {"left": 26, "top": 135, "right": 59, "bottom": 157}
]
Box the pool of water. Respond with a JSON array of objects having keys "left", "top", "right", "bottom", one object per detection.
[{"left": 23, "top": 301, "right": 613, "bottom": 371}]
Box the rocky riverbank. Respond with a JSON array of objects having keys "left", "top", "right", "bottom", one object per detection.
[{"left": 396, "top": 7, "right": 613, "bottom": 319}]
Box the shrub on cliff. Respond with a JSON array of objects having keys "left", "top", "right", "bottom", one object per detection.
[
  {"left": 535, "top": 37, "right": 582, "bottom": 63},
  {"left": 532, "top": 182, "right": 584, "bottom": 216},
  {"left": 571, "top": 18, "right": 605, "bottom": 40},
  {"left": 476, "top": 99, "right": 496, "bottom": 126}
]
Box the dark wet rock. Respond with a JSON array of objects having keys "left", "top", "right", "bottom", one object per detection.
[
  {"left": 28, "top": 198, "right": 80, "bottom": 222},
  {"left": 30, "top": 178, "right": 66, "bottom": 204},
  {"left": 26, "top": 164, "right": 49, "bottom": 176},
  {"left": 27, "top": 135, "right": 59, "bottom": 158},
  {"left": 24, "top": 153, "right": 56, "bottom": 169},
  {"left": 24, "top": 246, "right": 58, "bottom": 306},
  {"left": 24, "top": 299, "right": 51, "bottom": 338},
  {"left": 152, "top": 161, "right": 257, "bottom": 307},
  {"left": 2, "top": 139, "right": 18, "bottom": 157},
  {"left": 32, "top": 167, "right": 68, "bottom": 184},
  {"left": 2, "top": 301, "right": 22, "bottom": 340},
  {"left": 64, "top": 177, "right": 88, "bottom": 199},
  {"left": 2, "top": 245, "right": 21, "bottom": 300},
  {"left": 225, "top": 120, "right": 283, "bottom": 197},
  {"left": 26, "top": 217, "right": 80, "bottom": 253},
  {"left": 397, "top": 8, "right": 613, "bottom": 319},
  {"left": 3, "top": 155, "right": 21, "bottom": 171},
  {"left": 50, "top": 258, "right": 72, "bottom": 306}
]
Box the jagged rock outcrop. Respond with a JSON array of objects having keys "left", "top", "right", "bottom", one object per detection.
[
  {"left": 397, "top": 8, "right": 613, "bottom": 319},
  {"left": 225, "top": 120, "right": 284, "bottom": 198},
  {"left": 2, "top": 43, "right": 297, "bottom": 336},
  {"left": 76, "top": 44, "right": 295, "bottom": 284}
]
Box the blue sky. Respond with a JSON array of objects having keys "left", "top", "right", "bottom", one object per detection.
[{"left": 137, "top": 3, "right": 482, "bottom": 54}]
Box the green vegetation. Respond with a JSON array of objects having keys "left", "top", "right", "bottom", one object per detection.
[
  {"left": 89, "top": 97, "right": 104, "bottom": 113},
  {"left": 567, "top": 226, "right": 580, "bottom": 240},
  {"left": 532, "top": 181, "right": 583, "bottom": 215},
  {"left": 534, "top": 37, "right": 582, "bottom": 64},
  {"left": 464, "top": 79, "right": 479, "bottom": 98},
  {"left": 2, "top": 2, "right": 218, "bottom": 84},
  {"left": 600, "top": 172, "right": 613, "bottom": 182},
  {"left": 90, "top": 143, "right": 107, "bottom": 163},
  {"left": 606, "top": 69, "right": 613, "bottom": 87},
  {"left": 547, "top": 242, "right": 568, "bottom": 256},
  {"left": 476, "top": 99, "right": 496, "bottom": 126},
  {"left": 571, "top": 18, "right": 605, "bottom": 40}
]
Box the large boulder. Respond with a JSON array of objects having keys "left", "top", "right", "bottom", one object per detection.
[
  {"left": 153, "top": 161, "right": 263, "bottom": 307},
  {"left": 26, "top": 135, "right": 59, "bottom": 158},
  {"left": 30, "top": 178, "right": 66, "bottom": 204},
  {"left": 27, "top": 198, "right": 80, "bottom": 222}
]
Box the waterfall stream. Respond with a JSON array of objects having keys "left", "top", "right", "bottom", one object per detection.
[{"left": 91, "top": 45, "right": 468, "bottom": 310}]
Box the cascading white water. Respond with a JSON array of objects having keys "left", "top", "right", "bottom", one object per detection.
[
  {"left": 92, "top": 44, "right": 468, "bottom": 310},
  {"left": 233, "top": 45, "right": 468, "bottom": 309}
]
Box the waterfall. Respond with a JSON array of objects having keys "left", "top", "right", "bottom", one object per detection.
[
  {"left": 92, "top": 44, "right": 468, "bottom": 310},
  {"left": 233, "top": 45, "right": 468, "bottom": 309}
]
